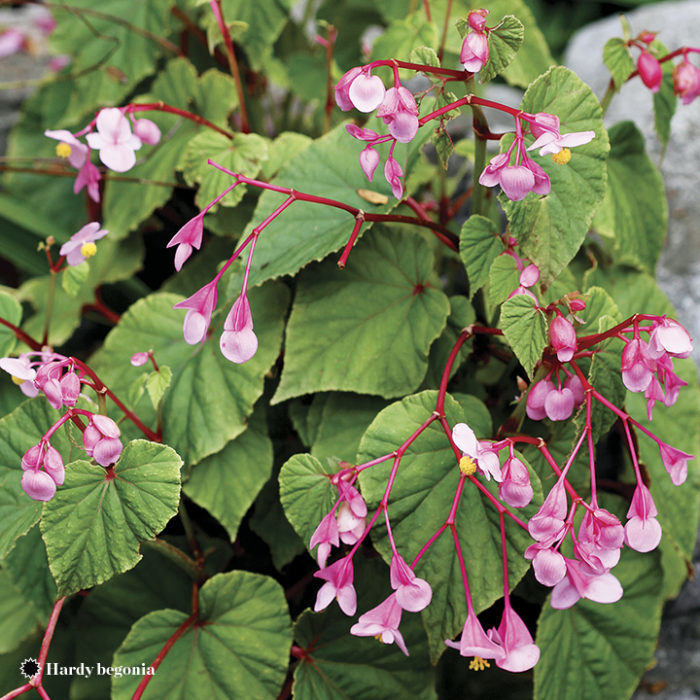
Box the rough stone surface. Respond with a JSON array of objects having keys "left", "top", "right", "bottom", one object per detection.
[{"left": 565, "top": 0, "right": 700, "bottom": 368}]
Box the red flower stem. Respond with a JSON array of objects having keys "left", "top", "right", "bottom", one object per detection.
[
  {"left": 354, "top": 452, "right": 395, "bottom": 473},
  {"left": 411, "top": 522, "right": 447, "bottom": 567},
  {"left": 622, "top": 419, "right": 644, "bottom": 484},
  {"left": 499, "top": 511, "right": 511, "bottom": 600},
  {"left": 576, "top": 313, "right": 661, "bottom": 351},
  {"left": 337, "top": 215, "right": 364, "bottom": 268},
  {"left": 436, "top": 328, "right": 472, "bottom": 414},
  {"left": 383, "top": 507, "right": 399, "bottom": 554},
  {"left": 206, "top": 161, "right": 458, "bottom": 244},
  {"left": 421, "top": 0, "right": 432, "bottom": 21},
  {"left": 208, "top": 0, "right": 249, "bottom": 133},
  {"left": 28, "top": 596, "right": 66, "bottom": 691},
  {"left": 0, "top": 316, "right": 41, "bottom": 351},
  {"left": 585, "top": 392, "right": 597, "bottom": 502},
  {"left": 132, "top": 612, "right": 198, "bottom": 700},
  {"left": 72, "top": 360, "right": 159, "bottom": 442},
  {"left": 438, "top": 0, "right": 453, "bottom": 62},
  {"left": 451, "top": 519, "right": 476, "bottom": 610},
  {"left": 418, "top": 95, "right": 523, "bottom": 127},
  {"left": 36, "top": 688, "right": 50, "bottom": 700},
  {"left": 129, "top": 102, "right": 234, "bottom": 139},
  {"left": 402, "top": 197, "right": 458, "bottom": 251},
  {"left": 0, "top": 683, "right": 32, "bottom": 700}
]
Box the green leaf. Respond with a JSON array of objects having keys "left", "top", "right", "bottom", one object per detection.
[
  {"left": 0, "top": 400, "right": 80, "bottom": 559},
  {"left": 651, "top": 40, "right": 676, "bottom": 149},
  {"left": 487, "top": 253, "right": 520, "bottom": 308},
  {"left": 19, "top": 236, "right": 143, "bottom": 346},
  {"left": 182, "top": 131, "right": 269, "bottom": 211},
  {"left": 370, "top": 14, "right": 439, "bottom": 78},
  {"left": 459, "top": 215, "right": 506, "bottom": 298},
  {"left": 535, "top": 544, "right": 663, "bottom": 700},
  {"left": 592, "top": 121, "right": 667, "bottom": 273},
  {"left": 245, "top": 119, "right": 433, "bottom": 288},
  {"left": 409, "top": 45, "right": 440, "bottom": 69},
  {"left": 603, "top": 37, "right": 634, "bottom": 88},
  {"left": 0, "top": 570, "right": 41, "bottom": 654},
  {"left": 273, "top": 228, "right": 450, "bottom": 402},
  {"left": 71, "top": 547, "right": 193, "bottom": 700},
  {"left": 293, "top": 556, "right": 437, "bottom": 700},
  {"left": 358, "top": 391, "right": 542, "bottom": 661},
  {"left": 480, "top": 15, "right": 524, "bottom": 84},
  {"left": 279, "top": 453, "right": 338, "bottom": 554},
  {"left": 145, "top": 366, "right": 172, "bottom": 410},
  {"left": 92, "top": 282, "right": 288, "bottom": 466},
  {"left": 61, "top": 261, "right": 90, "bottom": 298},
  {"left": 432, "top": 127, "right": 454, "bottom": 170},
  {"left": 184, "top": 407, "right": 272, "bottom": 541},
  {"left": 500, "top": 295, "right": 548, "bottom": 379},
  {"left": 111, "top": 571, "right": 291, "bottom": 699},
  {"left": 260, "top": 132, "right": 312, "bottom": 181},
  {"left": 41, "top": 440, "right": 182, "bottom": 596},
  {"left": 0, "top": 290, "right": 22, "bottom": 356},
  {"left": 502, "top": 67, "right": 609, "bottom": 283}
]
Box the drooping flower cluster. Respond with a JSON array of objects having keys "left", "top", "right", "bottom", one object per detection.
[{"left": 45, "top": 107, "right": 160, "bottom": 202}]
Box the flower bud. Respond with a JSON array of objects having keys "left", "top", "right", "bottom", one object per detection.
[
  {"left": 637, "top": 51, "right": 662, "bottom": 92},
  {"left": 132, "top": 118, "right": 161, "bottom": 145},
  {"left": 468, "top": 9, "right": 488, "bottom": 31}
]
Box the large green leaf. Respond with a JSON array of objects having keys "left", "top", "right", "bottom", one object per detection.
[
  {"left": 370, "top": 13, "right": 439, "bottom": 75},
  {"left": 358, "top": 391, "right": 542, "bottom": 661},
  {"left": 41, "top": 440, "right": 182, "bottom": 596},
  {"left": 0, "top": 292, "right": 22, "bottom": 356},
  {"left": 111, "top": 571, "right": 291, "bottom": 699},
  {"left": 183, "top": 406, "right": 273, "bottom": 541},
  {"left": 535, "top": 544, "right": 663, "bottom": 700},
  {"left": 499, "top": 295, "right": 548, "bottom": 379},
  {"left": 273, "top": 228, "right": 450, "bottom": 402},
  {"left": 502, "top": 67, "right": 609, "bottom": 284},
  {"left": 91, "top": 282, "right": 288, "bottom": 465},
  {"left": 293, "top": 557, "right": 436, "bottom": 700},
  {"left": 603, "top": 38, "right": 634, "bottom": 89},
  {"left": 0, "top": 400, "right": 81, "bottom": 559},
  {"left": 592, "top": 121, "right": 667, "bottom": 273},
  {"left": 0, "top": 570, "right": 42, "bottom": 654},
  {"left": 244, "top": 119, "right": 433, "bottom": 288},
  {"left": 459, "top": 215, "right": 505, "bottom": 299}
]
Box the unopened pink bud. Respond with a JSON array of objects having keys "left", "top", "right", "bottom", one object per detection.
[
  {"left": 569, "top": 298, "right": 586, "bottom": 312},
  {"left": 526, "top": 379, "right": 555, "bottom": 421},
  {"left": 348, "top": 72, "right": 386, "bottom": 113},
  {"left": 550, "top": 315, "right": 577, "bottom": 362},
  {"left": 638, "top": 31, "right": 656, "bottom": 44},
  {"left": 460, "top": 31, "right": 489, "bottom": 72},
  {"left": 359, "top": 147, "right": 380, "bottom": 181},
  {"left": 637, "top": 51, "right": 663, "bottom": 92},
  {"left": 673, "top": 60, "right": 700, "bottom": 104},
  {"left": 21, "top": 444, "right": 43, "bottom": 471},
  {"left": 21, "top": 469, "right": 56, "bottom": 501},
  {"left": 44, "top": 445, "right": 65, "bottom": 486},
  {"left": 519, "top": 264, "right": 539, "bottom": 288},
  {"left": 132, "top": 118, "right": 161, "bottom": 145},
  {"left": 544, "top": 387, "right": 575, "bottom": 421},
  {"left": 468, "top": 9, "right": 488, "bottom": 31},
  {"left": 130, "top": 352, "right": 149, "bottom": 367}
]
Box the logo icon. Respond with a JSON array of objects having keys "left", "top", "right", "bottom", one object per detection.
[{"left": 19, "top": 658, "right": 41, "bottom": 680}]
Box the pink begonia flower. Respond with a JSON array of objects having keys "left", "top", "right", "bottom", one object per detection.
[
  {"left": 335, "top": 66, "right": 364, "bottom": 111},
  {"left": 478, "top": 152, "right": 509, "bottom": 187},
  {"left": 498, "top": 456, "right": 533, "bottom": 508},
  {"left": 350, "top": 594, "right": 409, "bottom": 656},
  {"left": 167, "top": 213, "right": 205, "bottom": 271},
  {"left": 0, "top": 28, "right": 25, "bottom": 58},
  {"left": 621, "top": 338, "right": 655, "bottom": 393},
  {"left": 488, "top": 604, "right": 540, "bottom": 673},
  {"left": 550, "top": 558, "right": 623, "bottom": 610},
  {"left": 359, "top": 147, "right": 380, "bottom": 181},
  {"left": 348, "top": 70, "right": 386, "bottom": 113},
  {"left": 44, "top": 129, "right": 88, "bottom": 169},
  {"left": 445, "top": 610, "right": 505, "bottom": 660},
  {"left": 390, "top": 553, "right": 432, "bottom": 612},
  {"left": 526, "top": 379, "right": 555, "bottom": 421},
  {"left": 452, "top": 423, "right": 502, "bottom": 481},
  {"left": 21, "top": 469, "right": 56, "bottom": 502},
  {"left": 336, "top": 501, "right": 365, "bottom": 544},
  {"left": 468, "top": 9, "right": 489, "bottom": 31},
  {"left": 564, "top": 374, "right": 585, "bottom": 408},
  {"left": 130, "top": 352, "right": 149, "bottom": 367},
  {"left": 544, "top": 387, "right": 574, "bottom": 421},
  {"left": 337, "top": 480, "right": 368, "bottom": 519},
  {"left": 524, "top": 112, "right": 595, "bottom": 156},
  {"left": 384, "top": 157, "right": 404, "bottom": 200},
  {"left": 173, "top": 280, "right": 218, "bottom": 345},
  {"left": 644, "top": 377, "right": 665, "bottom": 420},
  {"left": 648, "top": 318, "right": 693, "bottom": 359},
  {"left": 524, "top": 541, "right": 567, "bottom": 587},
  {"left": 83, "top": 415, "right": 123, "bottom": 467},
  {"left": 549, "top": 315, "right": 577, "bottom": 362},
  {"left": 0, "top": 356, "right": 39, "bottom": 398},
  {"left": 346, "top": 124, "right": 380, "bottom": 142},
  {"left": 22, "top": 442, "right": 65, "bottom": 487},
  {"left": 314, "top": 555, "right": 357, "bottom": 616},
  {"left": 658, "top": 442, "right": 693, "bottom": 486},
  {"left": 519, "top": 264, "right": 539, "bottom": 288},
  {"left": 673, "top": 60, "right": 700, "bottom": 104},
  {"left": 220, "top": 293, "right": 258, "bottom": 364},
  {"left": 637, "top": 51, "right": 663, "bottom": 92},
  {"left": 35, "top": 363, "right": 80, "bottom": 410},
  {"left": 132, "top": 118, "right": 161, "bottom": 145},
  {"left": 574, "top": 508, "right": 623, "bottom": 574},
  {"left": 376, "top": 87, "right": 419, "bottom": 143},
  {"left": 624, "top": 483, "right": 661, "bottom": 552},
  {"left": 525, "top": 157, "right": 551, "bottom": 195},
  {"left": 59, "top": 222, "right": 109, "bottom": 267},
  {"left": 73, "top": 159, "right": 101, "bottom": 202},
  {"left": 499, "top": 165, "right": 535, "bottom": 201},
  {"left": 309, "top": 511, "right": 340, "bottom": 569},
  {"left": 460, "top": 31, "right": 489, "bottom": 72},
  {"left": 86, "top": 108, "right": 142, "bottom": 172},
  {"left": 528, "top": 477, "right": 568, "bottom": 542}
]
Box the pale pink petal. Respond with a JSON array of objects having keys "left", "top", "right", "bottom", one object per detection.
[
  {"left": 21, "top": 470, "right": 56, "bottom": 501},
  {"left": 348, "top": 74, "right": 385, "bottom": 113},
  {"left": 220, "top": 328, "right": 258, "bottom": 364},
  {"left": 451, "top": 423, "right": 477, "bottom": 456}
]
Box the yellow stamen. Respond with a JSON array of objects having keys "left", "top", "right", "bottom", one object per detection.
[
  {"left": 11, "top": 375, "right": 24, "bottom": 386},
  {"left": 469, "top": 656, "right": 490, "bottom": 671},
  {"left": 56, "top": 143, "right": 72, "bottom": 159},
  {"left": 552, "top": 148, "right": 571, "bottom": 165},
  {"left": 81, "top": 242, "right": 97, "bottom": 259},
  {"left": 459, "top": 455, "right": 477, "bottom": 476}
]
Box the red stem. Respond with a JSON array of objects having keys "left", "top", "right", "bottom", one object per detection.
[
  {"left": 129, "top": 102, "right": 234, "bottom": 139},
  {"left": 30, "top": 597, "right": 66, "bottom": 689},
  {"left": 132, "top": 612, "right": 197, "bottom": 700},
  {"left": 438, "top": 0, "right": 453, "bottom": 63},
  {"left": 0, "top": 317, "right": 41, "bottom": 351},
  {"left": 422, "top": 0, "right": 432, "bottom": 21}
]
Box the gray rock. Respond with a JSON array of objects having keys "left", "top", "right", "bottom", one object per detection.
[{"left": 565, "top": 1, "right": 700, "bottom": 366}]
